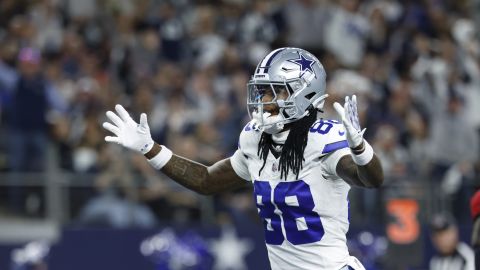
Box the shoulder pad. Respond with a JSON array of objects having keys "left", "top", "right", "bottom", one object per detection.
[{"left": 308, "top": 119, "right": 348, "bottom": 155}]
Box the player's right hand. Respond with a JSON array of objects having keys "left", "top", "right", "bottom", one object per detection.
[{"left": 103, "top": 104, "right": 154, "bottom": 154}]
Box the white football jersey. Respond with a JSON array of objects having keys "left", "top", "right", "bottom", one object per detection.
[{"left": 230, "top": 119, "right": 365, "bottom": 270}]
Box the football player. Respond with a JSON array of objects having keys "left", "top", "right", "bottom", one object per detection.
[{"left": 103, "top": 47, "right": 383, "bottom": 270}]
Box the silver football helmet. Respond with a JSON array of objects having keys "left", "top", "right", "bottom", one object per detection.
[{"left": 247, "top": 47, "right": 328, "bottom": 134}]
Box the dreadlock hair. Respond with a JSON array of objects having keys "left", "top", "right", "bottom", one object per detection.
[{"left": 257, "top": 106, "right": 318, "bottom": 179}]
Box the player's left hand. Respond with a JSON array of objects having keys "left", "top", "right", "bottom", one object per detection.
[{"left": 333, "top": 95, "right": 365, "bottom": 149}]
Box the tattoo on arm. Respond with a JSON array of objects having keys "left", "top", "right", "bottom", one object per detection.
[
  {"left": 160, "top": 155, "right": 249, "bottom": 195},
  {"left": 336, "top": 154, "right": 384, "bottom": 188}
]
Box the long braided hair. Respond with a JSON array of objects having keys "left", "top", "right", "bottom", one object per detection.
[{"left": 257, "top": 106, "right": 318, "bottom": 179}]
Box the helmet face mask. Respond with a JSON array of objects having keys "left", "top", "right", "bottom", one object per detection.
[
  {"left": 247, "top": 81, "right": 294, "bottom": 125},
  {"left": 246, "top": 48, "right": 327, "bottom": 132}
]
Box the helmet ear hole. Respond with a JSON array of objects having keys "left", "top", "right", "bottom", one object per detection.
[{"left": 305, "top": 92, "right": 316, "bottom": 100}]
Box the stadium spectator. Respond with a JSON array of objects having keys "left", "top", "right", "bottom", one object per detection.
[
  {"left": 0, "top": 47, "right": 66, "bottom": 214},
  {"left": 471, "top": 189, "right": 480, "bottom": 270},
  {"left": 429, "top": 213, "right": 475, "bottom": 270}
]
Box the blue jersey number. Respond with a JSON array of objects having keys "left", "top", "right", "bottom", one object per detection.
[
  {"left": 309, "top": 119, "right": 338, "bottom": 134},
  {"left": 254, "top": 180, "right": 324, "bottom": 245}
]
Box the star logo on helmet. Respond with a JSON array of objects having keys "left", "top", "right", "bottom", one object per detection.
[{"left": 288, "top": 53, "right": 316, "bottom": 78}]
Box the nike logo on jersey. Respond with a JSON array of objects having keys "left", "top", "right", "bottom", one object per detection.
[{"left": 338, "top": 130, "right": 345, "bottom": 136}]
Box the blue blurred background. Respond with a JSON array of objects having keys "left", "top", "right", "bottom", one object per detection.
[{"left": 0, "top": 0, "right": 479, "bottom": 269}]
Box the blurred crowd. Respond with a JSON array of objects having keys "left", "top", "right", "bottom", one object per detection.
[{"left": 0, "top": 0, "right": 479, "bottom": 228}]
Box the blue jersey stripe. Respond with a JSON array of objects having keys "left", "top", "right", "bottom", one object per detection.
[{"left": 322, "top": 140, "right": 348, "bottom": 154}]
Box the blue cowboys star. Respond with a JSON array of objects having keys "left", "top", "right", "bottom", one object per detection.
[{"left": 288, "top": 53, "right": 316, "bottom": 77}]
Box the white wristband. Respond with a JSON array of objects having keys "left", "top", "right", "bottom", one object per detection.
[
  {"left": 351, "top": 140, "right": 374, "bottom": 166},
  {"left": 147, "top": 145, "right": 173, "bottom": 170}
]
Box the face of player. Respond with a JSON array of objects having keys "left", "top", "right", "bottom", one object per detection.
[{"left": 254, "top": 84, "right": 289, "bottom": 115}]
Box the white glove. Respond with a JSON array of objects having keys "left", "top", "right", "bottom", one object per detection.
[
  {"left": 333, "top": 95, "right": 365, "bottom": 148},
  {"left": 103, "top": 104, "right": 154, "bottom": 154}
]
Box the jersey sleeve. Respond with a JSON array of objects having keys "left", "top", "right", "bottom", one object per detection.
[
  {"left": 309, "top": 119, "right": 351, "bottom": 176},
  {"left": 229, "top": 121, "right": 258, "bottom": 181},
  {"left": 308, "top": 119, "right": 349, "bottom": 155},
  {"left": 321, "top": 147, "right": 350, "bottom": 177},
  {"left": 230, "top": 149, "right": 251, "bottom": 181}
]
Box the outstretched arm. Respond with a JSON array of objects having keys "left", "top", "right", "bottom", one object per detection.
[
  {"left": 103, "top": 105, "right": 249, "bottom": 196},
  {"left": 333, "top": 95, "right": 384, "bottom": 188},
  {"left": 145, "top": 144, "right": 249, "bottom": 195}
]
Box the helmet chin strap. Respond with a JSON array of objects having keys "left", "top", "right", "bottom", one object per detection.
[{"left": 252, "top": 111, "right": 285, "bottom": 134}]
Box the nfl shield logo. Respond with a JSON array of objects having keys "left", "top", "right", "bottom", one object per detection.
[{"left": 272, "top": 162, "right": 278, "bottom": 172}]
